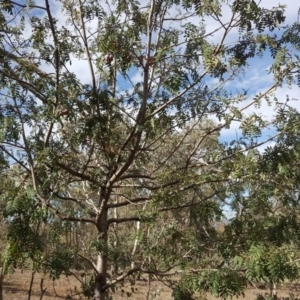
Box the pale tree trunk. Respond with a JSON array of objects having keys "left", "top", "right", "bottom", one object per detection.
[
  {"left": 94, "top": 253, "right": 108, "bottom": 300},
  {"left": 94, "top": 211, "right": 109, "bottom": 300},
  {"left": 270, "top": 282, "right": 277, "bottom": 300},
  {"left": 111, "top": 202, "right": 119, "bottom": 275},
  {"left": 131, "top": 219, "right": 141, "bottom": 269},
  {"left": 131, "top": 203, "right": 147, "bottom": 269},
  {"left": 145, "top": 255, "right": 151, "bottom": 300}
]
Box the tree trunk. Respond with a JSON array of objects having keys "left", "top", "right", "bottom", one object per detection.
[
  {"left": 27, "top": 271, "right": 35, "bottom": 300},
  {"left": 131, "top": 203, "right": 147, "bottom": 269},
  {"left": 131, "top": 219, "right": 141, "bottom": 269},
  {"left": 0, "top": 268, "right": 3, "bottom": 300},
  {"left": 111, "top": 205, "right": 119, "bottom": 275},
  {"left": 94, "top": 210, "right": 109, "bottom": 300},
  {"left": 270, "top": 282, "right": 277, "bottom": 300},
  {"left": 94, "top": 253, "right": 108, "bottom": 300}
]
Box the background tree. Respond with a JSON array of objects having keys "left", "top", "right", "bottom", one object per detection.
[{"left": 218, "top": 21, "right": 300, "bottom": 299}]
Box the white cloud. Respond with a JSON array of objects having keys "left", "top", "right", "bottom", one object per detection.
[{"left": 131, "top": 71, "right": 143, "bottom": 85}]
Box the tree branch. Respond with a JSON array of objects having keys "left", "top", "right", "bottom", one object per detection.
[
  {"left": 0, "top": 48, "right": 55, "bottom": 87},
  {"left": 0, "top": 69, "right": 48, "bottom": 103},
  {"left": 108, "top": 216, "right": 141, "bottom": 225},
  {"left": 107, "top": 196, "right": 151, "bottom": 208},
  {"left": 101, "top": 267, "right": 140, "bottom": 290},
  {"left": 78, "top": 0, "right": 96, "bottom": 90},
  {"left": 55, "top": 161, "right": 99, "bottom": 184}
]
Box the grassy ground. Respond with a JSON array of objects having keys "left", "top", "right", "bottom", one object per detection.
[{"left": 3, "top": 269, "right": 300, "bottom": 299}]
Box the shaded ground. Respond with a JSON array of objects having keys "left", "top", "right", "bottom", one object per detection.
[{"left": 3, "top": 269, "right": 300, "bottom": 299}]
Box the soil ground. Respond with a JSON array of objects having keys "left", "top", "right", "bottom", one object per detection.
[{"left": 3, "top": 269, "right": 300, "bottom": 299}]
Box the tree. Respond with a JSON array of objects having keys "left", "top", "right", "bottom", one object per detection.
[
  {"left": 0, "top": 0, "right": 297, "bottom": 299},
  {"left": 205, "top": 112, "right": 299, "bottom": 300},
  {"left": 214, "top": 21, "right": 300, "bottom": 299}
]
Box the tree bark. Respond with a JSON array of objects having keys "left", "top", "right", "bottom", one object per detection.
[
  {"left": 94, "top": 211, "right": 109, "bottom": 300},
  {"left": 94, "top": 253, "right": 108, "bottom": 300},
  {"left": 111, "top": 204, "right": 119, "bottom": 275},
  {"left": 0, "top": 268, "right": 3, "bottom": 300}
]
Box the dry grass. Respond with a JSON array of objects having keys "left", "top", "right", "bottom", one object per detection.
[
  {"left": 3, "top": 269, "right": 173, "bottom": 300},
  {"left": 3, "top": 269, "right": 300, "bottom": 299}
]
